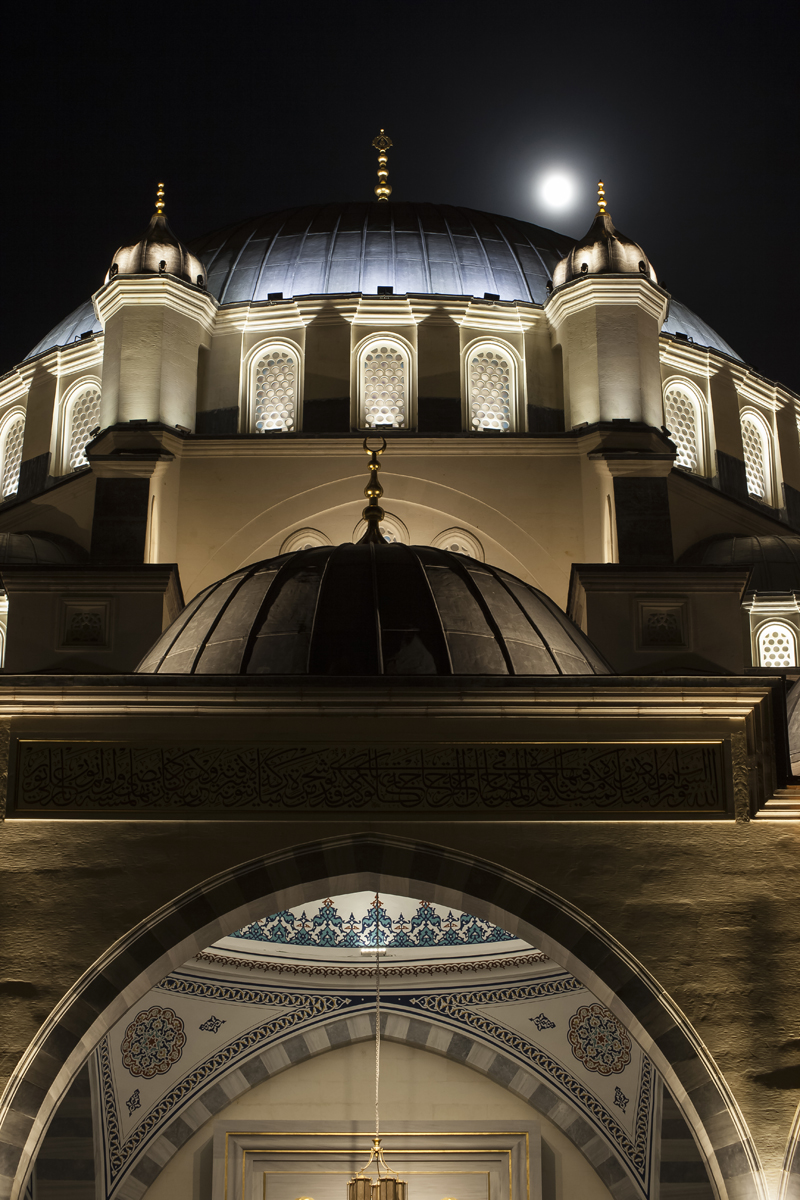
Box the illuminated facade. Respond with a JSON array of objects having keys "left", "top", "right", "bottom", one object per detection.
[{"left": 2, "top": 175, "right": 800, "bottom": 1200}]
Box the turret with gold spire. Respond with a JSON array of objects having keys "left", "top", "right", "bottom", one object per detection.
[
  {"left": 551, "top": 179, "right": 657, "bottom": 288},
  {"left": 105, "top": 182, "right": 207, "bottom": 288},
  {"left": 372, "top": 130, "right": 393, "bottom": 202}
]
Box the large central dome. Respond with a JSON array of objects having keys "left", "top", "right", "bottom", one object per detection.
[
  {"left": 27, "top": 202, "right": 740, "bottom": 361},
  {"left": 137, "top": 543, "right": 609, "bottom": 676}
]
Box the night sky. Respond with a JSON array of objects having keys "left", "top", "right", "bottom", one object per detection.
[{"left": 2, "top": 0, "right": 797, "bottom": 391}]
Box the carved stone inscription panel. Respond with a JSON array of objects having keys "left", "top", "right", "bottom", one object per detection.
[{"left": 9, "top": 741, "right": 729, "bottom": 818}]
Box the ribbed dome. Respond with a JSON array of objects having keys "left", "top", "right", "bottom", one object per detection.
[
  {"left": 106, "top": 211, "right": 207, "bottom": 288},
  {"left": 137, "top": 543, "right": 610, "bottom": 676},
  {"left": 551, "top": 209, "right": 657, "bottom": 288},
  {"left": 25, "top": 202, "right": 742, "bottom": 363},
  {"left": 0, "top": 531, "right": 87, "bottom": 565},
  {"left": 680, "top": 534, "right": 800, "bottom": 592}
]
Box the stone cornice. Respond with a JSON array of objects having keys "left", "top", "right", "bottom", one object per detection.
[
  {"left": 93, "top": 275, "right": 218, "bottom": 334},
  {"left": 546, "top": 275, "right": 670, "bottom": 327},
  {"left": 0, "top": 674, "right": 779, "bottom": 720}
]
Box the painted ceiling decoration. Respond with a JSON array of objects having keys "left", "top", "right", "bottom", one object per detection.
[
  {"left": 231, "top": 894, "right": 517, "bottom": 950},
  {"left": 96, "top": 937, "right": 657, "bottom": 1200}
]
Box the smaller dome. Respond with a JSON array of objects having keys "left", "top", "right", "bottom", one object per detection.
[
  {"left": 679, "top": 534, "right": 800, "bottom": 593},
  {"left": 137, "top": 544, "right": 610, "bottom": 677},
  {"left": 551, "top": 189, "right": 657, "bottom": 288},
  {"left": 105, "top": 185, "right": 207, "bottom": 288},
  {"left": 0, "top": 531, "right": 87, "bottom": 566}
]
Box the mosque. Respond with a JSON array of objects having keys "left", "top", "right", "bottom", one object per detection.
[{"left": 2, "top": 134, "right": 800, "bottom": 1200}]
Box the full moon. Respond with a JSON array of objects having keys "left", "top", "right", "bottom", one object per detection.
[{"left": 539, "top": 173, "right": 575, "bottom": 209}]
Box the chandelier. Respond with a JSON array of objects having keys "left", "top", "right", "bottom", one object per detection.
[{"left": 347, "top": 896, "right": 407, "bottom": 1200}]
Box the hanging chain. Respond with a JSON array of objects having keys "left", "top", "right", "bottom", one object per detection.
[{"left": 375, "top": 891, "right": 381, "bottom": 1142}]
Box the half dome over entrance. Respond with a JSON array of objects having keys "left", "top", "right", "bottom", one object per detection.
[{"left": 137, "top": 544, "right": 609, "bottom": 676}]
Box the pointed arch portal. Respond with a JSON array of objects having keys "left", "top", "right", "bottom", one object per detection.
[{"left": 0, "top": 834, "right": 763, "bottom": 1200}]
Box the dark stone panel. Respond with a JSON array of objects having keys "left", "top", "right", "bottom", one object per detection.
[
  {"left": 163, "top": 1116, "right": 194, "bottom": 1149},
  {"left": 716, "top": 450, "right": 748, "bottom": 501},
  {"left": 660, "top": 1162, "right": 712, "bottom": 1183},
  {"left": 240, "top": 1055, "right": 271, "bottom": 1086},
  {"left": 486, "top": 1055, "right": 518, "bottom": 1086},
  {"left": 199, "top": 1082, "right": 230, "bottom": 1115},
  {"left": 195, "top": 407, "right": 240, "bottom": 436},
  {"left": 404, "top": 1018, "right": 432, "bottom": 1047},
  {"left": 529, "top": 1084, "right": 558, "bottom": 1116},
  {"left": 302, "top": 398, "right": 350, "bottom": 433},
  {"left": 594, "top": 1155, "right": 627, "bottom": 1186},
  {"left": 417, "top": 398, "right": 462, "bottom": 433},
  {"left": 785, "top": 484, "right": 800, "bottom": 531},
  {"left": 283, "top": 1036, "right": 310, "bottom": 1063},
  {"left": 613, "top": 477, "right": 674, "bottom": 565},
  {"left": 527, "top": 405, "right": 565, "bottom": 433},
  {"left": 131, "top": 1156, "right": 161, "bottom": 1185},
  {"left": 326, "top": 1021, "right": 353, "bottom": 1048},
  {"left": 17, "top": 452, "right": 51, "bottom": 499},
  {"left": 446, "top": 1033, "right": 473, "bottom": 1062},
  {"left": 714, "top": 1140, "right": 754, "bottom": 1177},
  {"left": 35, "top": 1160, "right": 95, "bottom": 1182},
  {"left": 47, "top": 1117, "right": 93, "bottom": 1138},
  {"left": 90, "top": 478, "right": 150, "bottom": 562},
  {"left": 662, "top": 1117, "right": 699, "bottom": 1140}
]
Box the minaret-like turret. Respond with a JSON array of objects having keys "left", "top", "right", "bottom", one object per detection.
[
  {"left": 546, "top": 183, "right": 674, "bottom": 566},
  {"left": 93, "top": 183, "right": 216, "bottom": 433},
  {"left": 546, "top": 181, "right": 668, "bottom": 429}
]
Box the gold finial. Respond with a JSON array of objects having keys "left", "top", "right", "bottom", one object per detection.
[
  {"left": 358, "top": 437, "right": 388, "bottom": 543},
  {"left": 155, "top": 182, "right": 165, "bottom": 216},
  {"left": 372, "top": 129, "right": 393, "bottom": 202},
  {"left": 597, "top": 179, "right": 606, "bottom": 214}
]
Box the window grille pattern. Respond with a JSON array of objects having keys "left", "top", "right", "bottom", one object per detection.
[
  {"left": 758, "top": 622, "right": 796, "bottom": 667},
  {"left": 431, "top": 528, "right": 484, "bottom": 560},
  {"left": 254, "top": 350, "right": 296, "bottom": 432},
  {"left": 469, "top": 348, "right": 513, "bottom": 431},
  {"left": 360, "top": 343, "right": 407, "bottom": 428},
  {"left": 664, "top": 384, "right": 700, "bottom": 471},
  {"left": 1, "top": 415, "right": 25, "bottom": 497},
  {"left": 67, "top": 385, "right": 101, "bottom": 469},
  {"left": 741, "top": 416, "right": 767, "bottom": 498}
]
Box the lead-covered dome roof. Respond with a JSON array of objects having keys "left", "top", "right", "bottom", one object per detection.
[
  {"left": 25, "top": 202, "right": 741, "bottom": 362},
  {"left": 137, "top": 543, "right": 609, "bottom": 676},
  {"left": 680, "top": 534, "right": 800, "bottom": 592}
]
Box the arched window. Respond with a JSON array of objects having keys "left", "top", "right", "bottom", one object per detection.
[
  {"left": 352, "top": 512, "right": 409, "bottom": 544},
  {"left": 0, "top": 411, "right": 25, "bottom": 498},
  {"left": 251, "top": 346, "right": 298, "bottom": 432},
  {"left": 431, "top": 528, "right": 484, "bottom": 560},
  {"left": 280, "top": 528, "right": 332, "bottom": 553},
  {"left": 663, "top": 381, "right": 704, "bottom": 473},
  {"left": 64, "top": 382, "right": 101, "bottom": 471},
  {"left": 757, "top": 622, "right": 797, "bottom": 668},
  {"left": 358, "top": 341, "right": 409, "bottom": 429},
  {"left": 466, "top": 344, "right": 516, "bottom": 432},
  {"left": 740, "top": 412, "right": 771, "bottom": 501}
]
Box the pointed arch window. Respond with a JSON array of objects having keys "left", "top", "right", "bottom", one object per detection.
[
  {"left": 663, "top": 381, "right": 705, "bottom": 473},
  {"left": 359, "top": 340, "right": 409, "bottom": 428},
  {"left": 64, "top": 382, "right": 101, "bottom": 471},
  {"left": 251, "top": 345, "right": 299, "bottom": 432},
  {"left": 0, "top": 411, "right": 25, "bottom": 498},
  {"left": 757, "top": 622, "right": 797, "bottom": 668},
  {"left": 466, "top": 344, "right": 516, "bottom": 432},
  {"left": 740, "top": 412, "right": 772, "bottom": 502}
]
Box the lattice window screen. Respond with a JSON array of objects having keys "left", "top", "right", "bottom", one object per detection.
[
  {"left": 360, "top": 343, "right": 407, "bottom": 428},
  {"left": 67, "top": 385, "right": 101, "bottom": 469},
  {"left": 758, "top": 623, "right": 796, "bottom": 667},
  {"left": 253, "top": 349, "right": 296, "bottom": 432},
  {"left": 741, "top": 416, "right": 767, "bottom": 498},
  {"left": 664, "top": 385, "right": 700, "bottom": 471},
  {"left": 1, "top": 416, "right": 25, "bottom": 497},
  {"left": 468, "top": 348, "right": 513, "bottom": 431}
]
